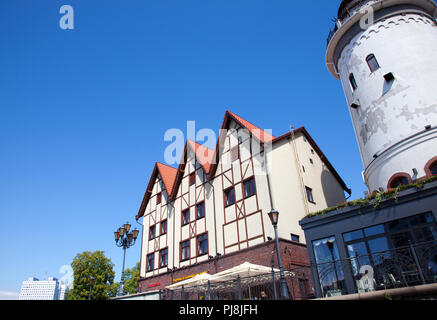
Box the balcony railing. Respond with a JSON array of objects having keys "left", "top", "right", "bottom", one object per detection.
[{"left": 326, "top": 0, "right": 381, "bottom": 47}]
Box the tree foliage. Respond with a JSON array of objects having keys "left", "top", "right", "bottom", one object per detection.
[
  {"left": 121, "top": 262, "right": 140, "bottom": 295},
  {"left": 68, "top": 251, "right": 115, "bottom": 300}
]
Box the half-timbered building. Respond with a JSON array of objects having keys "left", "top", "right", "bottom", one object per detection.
[{"left": 135, "top": 111, "right": 350, "bottom": 295}]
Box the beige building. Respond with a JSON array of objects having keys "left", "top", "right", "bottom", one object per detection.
[{"left": 136, "top": 111, "right": 350, "bottom": 280}]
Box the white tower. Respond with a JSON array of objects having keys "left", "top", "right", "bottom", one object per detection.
[{"left": 326, "top": 0, "right": 437, "bottom": 192}]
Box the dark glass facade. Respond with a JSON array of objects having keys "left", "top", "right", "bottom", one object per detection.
[{"left": 300, "top": 181, "right": 437, "bottom": 298}]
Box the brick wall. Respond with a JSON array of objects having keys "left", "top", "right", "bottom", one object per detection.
[{"left": 138, "top": 239, "right": 312, "bottom": 299}]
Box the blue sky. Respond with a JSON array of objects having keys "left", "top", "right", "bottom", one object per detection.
[{"left": 0, "top": 0, "right": 366, "bottom": 298}]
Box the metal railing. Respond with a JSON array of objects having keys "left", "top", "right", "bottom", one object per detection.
[
  {"left": 159, "top": 240, "right": 437, "bottom": 300},
  {"left": 326, "top": 0, "right": 381, "bottom": 46},
  {"left": 315, "top": 240, "right": 437, "bottom": 298},
  {"left": 160, "top": 266, "right": 314, "bottom": 301}
]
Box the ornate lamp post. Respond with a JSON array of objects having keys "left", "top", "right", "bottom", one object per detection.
[
  {"left": 267, "top": 209, "right": 290, "bottom": 300},
  {"left": 88, "top": 276, "right": 95, "bottom": 300},
  {"left": 114, "top": 222, "right": 139, "bottom": 296}
]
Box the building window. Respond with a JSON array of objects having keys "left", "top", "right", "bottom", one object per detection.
[
  {"left": 197, "top": 233, "right": 208, "bottom": 256},
  {"left": 149, "top": 225, "right": 156, "bottom": 240},
  {"left": 312, "top": 237, "right": 345, "bottom": 297},
  {"left": 310, "top": 158, "right": 314, "bottom": 165},
  {"left": 430, "top": 163, "right": 437, "bottom": 176},
  {"left": 366, "top": 54, "right": 380, "bottom": 73},
  {"left": 181, "top": 240, "right": 190, "bottom": 261},
  {"left": 159, "top": 248, "right": 168, "bottom": 268},
  {"left": 243, "top": 177, "right": 256, "bottom": 198},
  {"left": 182, "top": 209, "right": 190, "bottom": 226},
  {"left": 156, "top": 192, "right": 162, "bottom": 204},
  {"left": 342, "top": 212, "right": 437, "bottom": 290},
  {"left": 349, "top": 73, "right": 357, "bottom": 91},
  {"left": 388, "top": 174, "right": 411, "bottom": 189},
  {"left": 147, "top": 253, "right": 155, "bottom": 272},
  {"left": 425, "top": 158, "right": 437, "bottom": 177},
  {"left": 196, "top": 202, "right": 205, "bottom": 220},
  {"left": 189, "top": 172, "right": 196, "bottom": 186},
  {"left": 224, "top": 187, "right": 236, "bottom": 206},
  {"left": 306, "top": 186, "right": 315, "bottom": 204},
  {"left": 160, "top": 219, "right": 167, "bottom": 235},
  {"left": 291, "top": 234, "right": 300, "bottom": 243},
  {"left": 230, "top": 146, "right": 239, "bottom": 162}
]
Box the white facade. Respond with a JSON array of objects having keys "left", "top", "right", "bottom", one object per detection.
[
  {"left": 137, "top": 111, "right": 349, "bottom": 279},
  {"left": 19, "top": 277, "right": 61, "bottom": 300},
  {"left": 326, "top": 0, "right": 437, "bottom": 191}
]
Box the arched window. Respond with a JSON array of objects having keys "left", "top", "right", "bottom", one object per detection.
[
  {"left": 366, "top": 54, "right": 380, "bottom": 73},
  {"left": 388, "top": 173, "right": 411, "bottom": 189},
  {"left": 349, "top": 73, "right": 357, "bottom": 91},
  {"left": 425, "top": 157, "right": 437, "bottom": 177},
  {"left": 430, "top": 163, "right": 437, "bottom": 176}
]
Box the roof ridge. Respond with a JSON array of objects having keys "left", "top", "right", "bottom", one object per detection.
[{"left": 226, "top": 110, "right": 276, "bottom": 141}]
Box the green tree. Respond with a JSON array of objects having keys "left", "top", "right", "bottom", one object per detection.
[
  {"left": 121, "top": 262, "right": 140, "bottom": 295},
  {"left": 68, "top": 251, "right": 115, "bottom": 300}
]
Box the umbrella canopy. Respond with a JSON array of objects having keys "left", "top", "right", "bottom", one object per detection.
[
  {"left": 166, "top": 272, "right": 212, "bottom": 289},
  {"left": 209, "top": 262, "right": 281, "bottom": 282}
]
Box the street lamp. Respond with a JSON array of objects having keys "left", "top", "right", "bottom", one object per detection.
[
  {"left": 267, "top": 209, "right": 290, "bottom": 300},
  {"left": 326, "top": 238, "right": 339, "bottom": 290},
  {"left": 114, "top": 221, "right": 139, "bottom": 296},
  {"left": 88, "top": 276, "right": 95, "bottom": 300}
]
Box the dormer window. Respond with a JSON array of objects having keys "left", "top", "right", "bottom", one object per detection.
[
  {"left": 349, "top": 73, "right": 357, "bottom": 91},
  {"left": 366, "top": 54, "right": 380, "bottom": 73}
]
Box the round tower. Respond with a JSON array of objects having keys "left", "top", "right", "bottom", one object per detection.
[{"left": 326, "top": 0, "right": 437, "bottom": 192}]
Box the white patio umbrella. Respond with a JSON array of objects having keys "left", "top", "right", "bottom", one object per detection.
[
  {"left": 166, "top": 272, "right": 212, "bottom": 289},
  {"left": 208, "top": 262, "right": 291, "bottom": 282}
]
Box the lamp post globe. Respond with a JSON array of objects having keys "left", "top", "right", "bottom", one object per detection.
[{"left": 114, "top": 222, "right": 139, "bottom": 296}]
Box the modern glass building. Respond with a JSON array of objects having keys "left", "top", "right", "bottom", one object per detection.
[{"left": 300, "top": 180, "right": 437, "bottom": 298}]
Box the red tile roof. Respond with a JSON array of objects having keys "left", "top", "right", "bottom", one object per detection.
[
  {"left": 156, "top": 162, "right": 178, "bottom": 195},
  {"left": 187, "top": 140, "right": 215, "bottom": 175},
  {"left": 136, "top": 111, "right": 350, "bottom": 220},
  {"left": 226, "top": 110, "right": 275, "bottom": 143}
]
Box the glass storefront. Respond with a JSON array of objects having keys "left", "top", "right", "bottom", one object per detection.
[
  {"left": 342, "top": 212, "right": 437, "bottom": 292},
  {"left": 311, "top": 212, "right": 437, "bottom": 296}
]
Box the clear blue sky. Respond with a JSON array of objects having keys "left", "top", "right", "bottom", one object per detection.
[{"left": 0, "top": 0, "right": 366, "bottom": 298}]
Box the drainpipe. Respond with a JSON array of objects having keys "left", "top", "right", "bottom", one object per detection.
[{"left": 290, "top": 125, "right": 310, "bottom": 217}]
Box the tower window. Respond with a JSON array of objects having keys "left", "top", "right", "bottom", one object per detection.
[
  {"left": 349, "top": 73, "right": 357, "bottom": 91},
  {"left": 388, "top": 174, "right": 411, "bottom": 189},
  {"left": 429, "top": 162, "right": 437, "bottom": 176},
  {"left": 366, "top": 54, "right": 380, "bottom": 72}
]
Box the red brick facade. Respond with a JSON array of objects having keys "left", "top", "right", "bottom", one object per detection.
[{"left": 138, "top": 239, "right": 312, "bottom": 299}]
